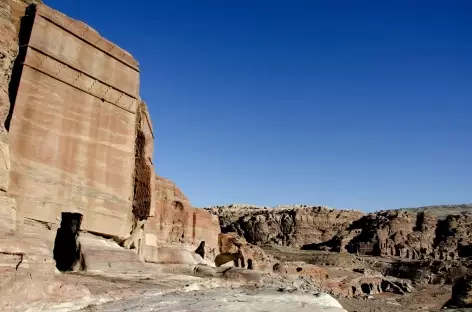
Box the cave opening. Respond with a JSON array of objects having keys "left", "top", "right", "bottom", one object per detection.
[
  {"left": 381, "top": 280, "right": 390, "bottom": 292},
  {"left": 361, "top": 283, "right": 371, "bottom": 294},
  {"left": 53, "top": 212, "right": 85, "bottom": 272}
]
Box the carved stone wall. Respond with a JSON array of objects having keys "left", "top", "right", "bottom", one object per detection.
[{"left": 8, "top": 4, "right": 139, "bottom": 239}]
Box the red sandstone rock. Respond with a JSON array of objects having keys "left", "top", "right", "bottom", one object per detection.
[
  {"left": 144, "top": 176, "right": 220, "bottom": 263},
  {"left": 7, "top": 3, "right": 140, "bottom": 239}
]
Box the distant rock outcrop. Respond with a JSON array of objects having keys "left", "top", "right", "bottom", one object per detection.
[
  {"left": 207, "top": 204, "right": 472, "bottom": 264},
  {"left": 206, "top": 205, "right": 364, "bottom": 248},
  {"left": 328, "top": 210, "right": 472, "bottom": 261}
]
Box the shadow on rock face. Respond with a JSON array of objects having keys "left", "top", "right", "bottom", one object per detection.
[
  {"left": 444, "top": 275, "right": 472, "bottom": 309},
  {"left": 53, "top": 212, "right": 85, "bottom": 272},
  {"left": 195, "top": 241, "right": 205, "bottom": 259}
]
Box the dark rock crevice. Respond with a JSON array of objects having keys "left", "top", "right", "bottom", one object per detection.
[{"left": 132, "top": 107, "right": 152, "bottom": 221}]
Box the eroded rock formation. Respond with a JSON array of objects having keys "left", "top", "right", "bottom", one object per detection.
[
  {"left": 207, "top": 205, "right": 364, "bottom": 248},
  {"left": 210, "top": 205, "right": 472, "bottom": 265},
  {"left": 328, "top": 210, "right": 472, "bottom": 261}
]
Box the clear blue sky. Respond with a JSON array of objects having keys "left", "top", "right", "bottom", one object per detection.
[{"left": 46, "top": 0, "right": 471, "bottom": 211}]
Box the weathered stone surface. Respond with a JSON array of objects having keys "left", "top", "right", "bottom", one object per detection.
[
  {"left": 80, "top": 234, "right": 147, "bottom": 273},
  {"left": 0, "top": 219, "right": 57, "bottom": 292},
  {"left": 144, "top": 246, "right": 209, "bottom": 266},
  {"left": 8, "top": 3, "right": 140, "bottom": 239},
  {"left": 144, "top": 176, "right": 220, "bottom": 262},
  {"left": 77, "top": 287, "right": 348, "bottom": 312},
  {"left": 0, "top": 195, "right": 15, "bottom": 233},
  {"left": 207, "top": 205, "right": 364, "bottom": 248}
]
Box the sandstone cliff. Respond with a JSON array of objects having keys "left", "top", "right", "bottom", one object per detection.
[
  {"left": 145, "top": 176, "right": 220, "bottom": 263},
  {"left": 206, "top": 204, "right": 364, "bottom": 248},
  {"left": 0, "top": 1, "right": 220, "bottom": 278},
  {"left": 6, "top": 2, "right": 141, "bottom": 240}
]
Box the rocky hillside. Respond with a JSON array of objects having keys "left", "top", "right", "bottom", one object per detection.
[
  {"left": 205, "top": 204, "right": 364, "bottom": 248},
  {"left": 328, "top": 210, "right": 472, "bottom": 260},
  {"left": 207, "top": 204, "right": 472, "bottom": 262}
]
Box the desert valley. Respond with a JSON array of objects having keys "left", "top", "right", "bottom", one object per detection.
[{"left": 0, "top": 1, "right": 470, "bottom": 311}]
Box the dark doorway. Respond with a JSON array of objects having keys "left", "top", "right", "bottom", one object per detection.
[{"left": 53, "top": 212, "right": 84, "bottom": 271}]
